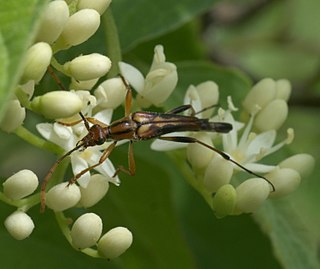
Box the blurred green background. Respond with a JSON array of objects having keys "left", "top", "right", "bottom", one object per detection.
[{"left": 0, "top": 0, "right": 319, "bottom": 268}]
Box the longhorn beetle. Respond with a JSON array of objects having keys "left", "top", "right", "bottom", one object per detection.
[{"left": 40, "top": 73, "right": 275, "bottom": 211}]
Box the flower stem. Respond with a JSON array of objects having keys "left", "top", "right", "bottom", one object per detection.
[
  {"left": 55, "top": 211, "right": 72, "bottom": 243},
  {"left": 102, "top": 8, "right": 122, "bottom": 78},
  {"left": 14, "top": 126, "right": 63, "bottom": 155},
  {"left": 168, "top": 151, "right": 214, "bottom": 209}
]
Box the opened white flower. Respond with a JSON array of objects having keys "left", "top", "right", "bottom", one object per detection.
[
  {"left": 119, "top": 45, "right": 178, "bottom": 108},
  {"left": 36, "top": 92, "right": 119, "bottom": 188},
  {"left": 218, "top": 97, "right": 294, "bottom": 175}
]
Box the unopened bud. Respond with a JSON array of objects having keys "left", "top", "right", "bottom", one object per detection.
[
  {"left": 254, "top": 99, "right": 288, "bottom": 131},
  {"left": 212, "top": 184, "right": 236, "bottom": 218},
  {"left": 20, "top": 42, "right": 52, "bottom": 83},
  {"left": 187, "top": 133, "right": 214, "bottom": 170},
  {"left": 0, "top": 99, "right": 26, "bottom": 133},
  {"left": 70, "top": 77, "right": 99, "bottom": 90},
  {"left": 204, "top": 155, "right": 233, "bottom": 193},
  {"left": 64, "top": 53, "right": 111, "bottom": 81},
  {"left": 98, "top": 227, "right": 133, "bottom": 259},
  {"left": 242, "top": 78, "right": 276, "bottom": 114},
  {"left": 94, "top": 78, "right": 127, "bottom": 109},
  {"left": 196, "top": 81, "right": 219, "bottom": 118},
  {"left": 78, "top": 174, "right": 109, "bottom": 208},
  {"left": 58, "top": 9, "right": 100, "bottom": 48},
  {"left": 279, "top": 153, "right": 315, "bottom": 178},
  {"left": 267, "top": 168, "right": 301, "bottom": 198},
  {"left": 71, "top": 213, "right": 103, "bottom": 249},
  {"left": 143, "top": 45, "right": 178, "bottom": 106},
  {"left": 3, "top": 169, "right": 38, "bottom": 200},
  {"left": 275, "top": 79, "right": 291, "bottom": 101},
  {"left": 31, "top": 91, "right": 83, "bottom": 119},
  {"left": 5, "top": 211, "right": 35, "bottom": 240},
  {"left": 46, "top": 182, "right": 81, "bottom": 211},
  {"left": 35, "top": 0, "right": 69, "bottom": 44},
  {"left": 235, "top": 178, "right": 271, "bottom": 213},
  {"left": 143, "top": 65, "right": 178, "bottom": 106},
  {"left": 77, "top": 0, "right": 111, "bottom": 15}
]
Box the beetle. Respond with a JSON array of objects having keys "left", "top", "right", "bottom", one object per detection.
[{"left": 40, "top": 75, "right": 275, "bottom": 211}]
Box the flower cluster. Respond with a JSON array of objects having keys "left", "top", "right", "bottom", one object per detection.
[
  {"left": 151, "top": 79, "right": 315, "bottom": 218},
  {"left": 0, "top": 0, "right": 315, "bottom": 260},
  {"left": 0, "top": 0, "right": 135, "bottom": 259}
]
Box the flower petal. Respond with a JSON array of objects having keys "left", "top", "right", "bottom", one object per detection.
[
  {"left": 119, "top": 62, "right": 144, "bottom": 94},
  {"left": 240, "top": 162, "right": 276, "bottom": 173},
  {"left": 71, "top": 153, "right": 90, "bottom": 187},
  {"left": 184, "top": 85, "right": 202, "bottom": 116},
  {"left": 94, "top": 108, "right": 113, "bottom": 125},
  {"left": 151, "top": 132, "right": 189, "bottom": 151},
  {"left": 96, "top": 158, "right": 120, "bottom": 186},
  {"left": 246, "top": 130, "right": 276, "bottom": 156}
]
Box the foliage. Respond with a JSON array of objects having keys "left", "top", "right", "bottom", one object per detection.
[{"left": 0, "top": 0, "right": 319, "bottom": 269}]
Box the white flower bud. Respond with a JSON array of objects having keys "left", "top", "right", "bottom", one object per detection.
[
  {"left": 0, "top": 99, "right": 26, "bottom": 133},
  {"left": 3, "top": 170, "right": 38, "bottom": 200},
  {"left": 142, "top": 45, "right": 178, "bottom": 106},
  {"left": 31, "top": 91, "right": 83, "bottom": 119},
  {"left": 275, "top": 79, "right": 291, "bottom": 101},
  {"left": 94, "top": 78, "right": 127, "bottom": 109},
  {"left": 242, "top": 78, "right": 276, "bottom": 114},
  {"left": 187, "top": 133, "right": 214, "bottom": 170},
  {"left": 143, "top": 64, "right": 178, "bottom": 106},
  {"left": 35, "top": 0, "right": 69, "bottom": 44},
  {"left": 77, "top": 0, "right": 111, "bottom": 15},
  {"left": 20, "top": 42, "right": 52, "bottom": 83},
  {"left": 71, "top": 213, "right": 103, "bottom": 249},
  {"left": 78, "top": 174, "right": 109, "bottom": 208},
  {"left": 279, "top": 154, "right": 315, "bottom": 179},
  {"left": 46, "top": 182, "right": 81, "bottom": 211},
  {"left": 235, "top": 178, "right": 271, "bottom": 213},
  {"left": 58, "top": 9, "right": 100, "bottom": 48},
  {"left": 70, "top": 77, "right": 99, "bottom": 91},
  {"left": 196, "top": 81, "right": 219, "bottom": 118},
  {"left": 98, "top": 227, "right": 133, "bottom": 259},
  {"left": 5, "top": 211, "right": 35, "bottom": 240},
  {"left": 267, "top": 168, "right": 301, "bottom": 198},
  {"left": 64, "top": 53, "right": 111, "bottom": 81},
  {"left": 212, "top": 184, "right": 236, "bottom": 218},
  {"left": 204, "top": 155, "right": 233, "bottom": 192},
  {"left": 254, "top": 99, "right": 288, "bottom": 131}
]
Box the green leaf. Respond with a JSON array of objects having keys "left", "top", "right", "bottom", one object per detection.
[
  {"left": 254, "top": 200, "right": 320, "bottom": 269},
  {"left": 205, "top": 0, "right": 320, "bottom": 84},
  {"left": 0, "top": 0, "right": 49, "bottom": 118},
  {"left": 112, "top": 0, "right": 218, "bottom": 51}
]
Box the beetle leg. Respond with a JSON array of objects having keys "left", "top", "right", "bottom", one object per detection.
[
  {"left": 40, "top": 143, "right": 84, "bottom": 212},
  {"left": 120, "top": 75, "right": 132, "bottom": 116},
  {"left": 113, "top": 141, "right": 136, "bottom": 177},
  {"left": 67, "top": 141, "right": 117, "bottom": 186},
  {"left": 166, "top": 104, "right": 196, "bottom": 115}
]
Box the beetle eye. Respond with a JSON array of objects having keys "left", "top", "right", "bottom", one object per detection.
[{"left": 96, "top": 137, "right": 105, "bottom": 145}]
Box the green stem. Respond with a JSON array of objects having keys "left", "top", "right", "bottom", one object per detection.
[
  {"left": 51, "top": 57, "right": 66, "bottom": 74},
  {"left": 102, "top": 8, "right": 122, "bottom": 77},
  {"left": 168, "top": 151, "right": 213, "bottom": 209},
  {"left": 0, "top": 191, "right": 40, "bottom": 211},
  {"left": 55, "top": 211, "right": 72, "bottom": 243},
  {"left": 14, "top": 126, "right": 63, "bottom": 155}
]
